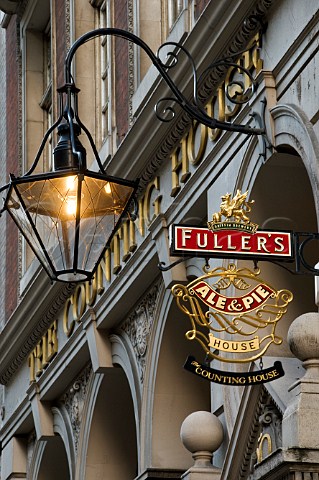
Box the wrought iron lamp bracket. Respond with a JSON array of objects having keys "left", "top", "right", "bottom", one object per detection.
[
  {"left": 63, "top": 28, "right": 266, "bottom": 136},
  {"left": 1, "top": 27, "right": 269, "bottom": 194}
]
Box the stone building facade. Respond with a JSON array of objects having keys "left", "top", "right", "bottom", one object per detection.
[{"left": 0, "top": 0, "right": 318, "bottom": 479}]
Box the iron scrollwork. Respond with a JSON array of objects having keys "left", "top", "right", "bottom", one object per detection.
[
  {"left": 153, "top": 40, "right": 264, "bottom": 134},
  {"left": 64, "top": 28, "right": 265, "bottom": 136}
]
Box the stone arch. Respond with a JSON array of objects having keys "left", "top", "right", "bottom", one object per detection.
[
  {"left": 270, "top": 103, "right": 319, "bottom": 217},
  {"left": 28, "top": 440, "right": 46, "bottom": 480},
  {"left": 75, "top": 364, "right": 138, "bottom": 479},
  {"left": 75, "top": 373, "right": 104, "bottom": 479},
  {"left": 235, "top": 102, "right": 318, "bottom": 356},
  {"left": 141, "top": 287, "right": 211, "bottom": 472},
  {"left": 29, "top": 435, "right": 71, "bottom": 480},
  {"left": 28, "top": 405, "right": 75, "bottom": 479},
  {"left": 110, "top": 333, "right": 142, "bottom": 459},
  {"left": 52, "top": 406, "right": 75, "bottom": 477}
]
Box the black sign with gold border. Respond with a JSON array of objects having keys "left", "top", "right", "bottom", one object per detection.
[{"left": 184, "top": 356, "right": 285, "bottom": 386}]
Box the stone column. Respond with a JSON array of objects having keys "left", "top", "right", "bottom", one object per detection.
[
  {"left": 282, "top": 312, "right": 319, "bottom": 449},
  {"left": 180, "top": 410, "right": 224, "bottom": 480}
]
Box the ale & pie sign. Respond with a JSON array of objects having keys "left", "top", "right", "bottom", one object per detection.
[{"left": 171, "top": 191, "right": 293, "bottom": 385}]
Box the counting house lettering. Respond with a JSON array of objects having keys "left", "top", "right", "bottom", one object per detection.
[
  {"left": 195, "top": 366, "right": 280, "bottom": 384},
  {"left": 184, "top": 357, "right": 284, "bottom": 385}
]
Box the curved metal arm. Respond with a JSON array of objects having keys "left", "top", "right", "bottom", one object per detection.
[{"left": 64, "top": 28, "right": 265, "bottom": 135}]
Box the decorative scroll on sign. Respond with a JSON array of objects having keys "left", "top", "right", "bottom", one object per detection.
[{"left": 172, "top": 263, "right": 293, "bottom": 364}]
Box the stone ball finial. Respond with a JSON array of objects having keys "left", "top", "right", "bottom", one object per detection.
[
  {"left": 180, "top": 411, "right": 224, "bottom": 468},
  {"left": 287, "top": 312, "right": 319, "bottom": 361}
]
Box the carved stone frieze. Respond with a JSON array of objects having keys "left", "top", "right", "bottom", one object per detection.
[
  {"left": 237, "top": 388, "right": 269, "bottom": 479},
  {"left": 256, "top": 401, "right": 282, "bottom": 462},
  {"left": 241, "top": 390, "right": 283, "bottom": 479},
  {"left": 199, "top": 0, "right": 272, "bottom": 100},
  {"left": 120, "top": 278, "right": 163, "bottom": 383},
  {"left": 60, "top": 364, "right": 92, "bottom": 453}
]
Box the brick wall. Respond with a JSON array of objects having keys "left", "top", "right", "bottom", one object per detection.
[
  {"left": 0, "top": 14, "right": 6, "bottom": 328},
  {"left": 55, "top": 0, "right": 67, "bottom": 88},
  {"left": 5, "top": 16, "right": 19, "bottom": 319},
  {"left": 114, "top": 0, "right": 129, "bottom": 145}
]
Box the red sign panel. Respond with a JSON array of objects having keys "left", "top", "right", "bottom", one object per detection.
[
  {"left": 191, "top": 280, "right": 275, "bottom": 314},
  {"left": 170, "top": 225, "right": 293, "bottom": 261}
]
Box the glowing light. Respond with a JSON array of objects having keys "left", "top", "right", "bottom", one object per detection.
[
  {"left": 66, "top": 175, "right": 77, "bottom": 191},
  {"left": 59, "top": 176, "right": 78, "bottom": 216},
  {"left": 104, "top": 182, "right": 112, "bottom": 194},
  {"left": 65, "top": 196, "right": 77, "bottom": 215}
]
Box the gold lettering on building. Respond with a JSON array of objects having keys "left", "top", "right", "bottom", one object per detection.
[
  {"left": 28, "top": 321, "right": 58, "bottom": 382},
  {"left": 138, "top": 177, "right": 162, "bottom": 234},
  {"left": 171, "top": 136, "right": 190, "bottom": 196},
  {"left": 187, "top": 120, "right": 208, "bottom": 166},
  {"left": 111, "top": 231, "right": 122, "bottom": 274},
  {"left": 170, "top": 33, "right": 263, "bottom": 194}
]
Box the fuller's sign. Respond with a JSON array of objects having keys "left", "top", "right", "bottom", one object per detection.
[
  {"left": 170, "top": 225, "right": 293, "bottom": 260},
  {"left": 170, "top": 190, "right": 293, "bottom": 261},
  {"left": 170, "top": 191, "right": 294, "bottom": 385}
]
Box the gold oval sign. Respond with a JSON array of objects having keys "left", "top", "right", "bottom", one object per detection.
[{"left": 171, "top": 263, "right": 293, "bottom": 363}]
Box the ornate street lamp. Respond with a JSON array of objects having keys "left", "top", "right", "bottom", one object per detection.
[{"left": 0, "top": 27, "right": 265, "bottom": 283}]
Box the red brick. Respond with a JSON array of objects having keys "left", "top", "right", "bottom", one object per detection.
[
  {"left": 5, "top": 15, "right": 19, "bottom": 318},
  {"left": 114, "top": 0, "right": 129, "bottom": 144}
]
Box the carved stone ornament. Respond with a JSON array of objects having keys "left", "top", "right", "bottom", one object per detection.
[
  {"left": 121, "top": 278, "right": 162, "bottom": 382},
  {"left": 240, "top": 391, "right": 283, "bottom": 479},
  {"left": 61, "top": 364, "right": 92, "bottom": 452},
  {"left": 236, "top": 388, "right": 273, "bottom": 479},
  {"left": 254, "top": 397, "right": 282, "bottom": 467}
]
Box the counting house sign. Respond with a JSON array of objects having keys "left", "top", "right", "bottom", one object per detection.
[{"left": 171, "top": 191, "right": 293, "bottom": 386}]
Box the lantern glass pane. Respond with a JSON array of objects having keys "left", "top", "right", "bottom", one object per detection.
[
  {"left": 6, "top": 185, "right": 55, "bottom": 274},
  {"left": 78, "top": 176, "right": 133, "bottom": 272},
  {"left": 5, "top": 173, "right": 135, "bottom": 281}
]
